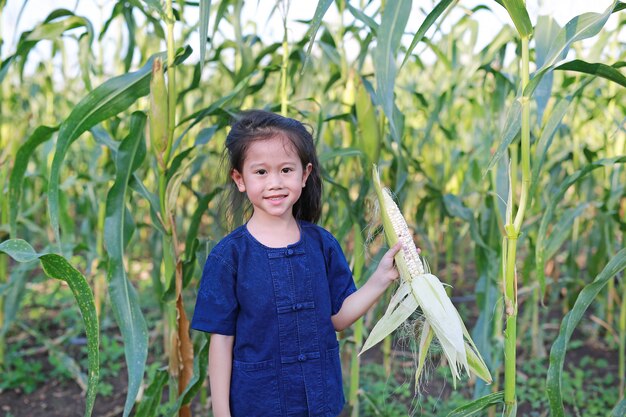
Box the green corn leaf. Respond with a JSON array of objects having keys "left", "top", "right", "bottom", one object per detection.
[
  {"left": 484, "top": 98, "right": 521, "bottom": 174},
  {"left": 78, "top": 33, "right": 93, "bottom": 90},
  {"left": 544, "top": 203, "right": 591, "bottom": 260},
  {"left": 166, "top": 148, "right": 194, "bottom": 183},
  {"left": 199, "top": 0, "right": 212, "bottom": 74},
  {"left": 0, "top": 263, "right": 34, "bottom": 337},
  {"left": 103, "top": 112, "right": 148, "bottom": 417},
  {"left": 162, "top": 334, "right": 210, "bottom": 416},
  {"left": 486, "top": 1, "right": 618, "bottom": 174},
  {"left": 555, "top": 59, "right": 626, "bottom": 88},
  {"left": 133, "top": 369, "right": 169, "bottom": 417},
  {"left": 90, "top": 126, "right": 165, "bottom": 235},
  {"left": 318, "top": 148, "right": 363, "bottom": 164},
  {"left": 166, "top": 154, "right": 193, "bottom": 215},
  {"left": 547, "top": 248, "right": 626, "bottom": 417},
  {"left": 374, "top": 0, "right": 412, "bottom": 143},
  {"left": 535, "top": 156, "right": 626, "bottom": 296},
  {"left": 530, "top": 96, "right": 572, "bottom": 198},
  {"left": 3, "top": 9, "right": 94, "bottom": 82},
  {"left": 0, "top": 55, "right": 14, "bottom": 84},
  {"left": 48, "top": 53, "right": 160, "bottom": 248},
  {"left": 401, "top": 0, "right": 455, "bottom": 69},
  {"left": 0, "top": 238, "right": 39, "bottom": 262},
  {"left": 611, "top": 399, "right": 626, "bottom": 417},
  {"left": 122, "top": 5, "right": 137, "bottom": 72},
  {"left": 9, "top": 125, "right": 59, "bottom": 237},
  {"left": 0, "top": 239, "right": 99, "bottom": 417},
  {"left": 25, "top": 12, "right": 94, "bottom": 44},
  {"left": 211, "top": 0, "right": 230, "bottom": 50},
  {"left": 500, "top": 0, "right": 532, "bottom": 37},
  {"left": 48, "top": 47, "right": 190, "bottom": 249},
  {"left": 534, "top": 15, "right": 563, "bottom": 122},
  {"left": 99, "top": 2, "right": 124, "bottom": 39},
  {"left": 345, "top": 3, "right": 378, "bottom": 34},
  {"left": 539, "top": 1, "right": 618, "bottom": 73},
  {"left": 537, "top": 203, "right": 591, "bottom": 259},
  {"left": 177, "top": 72, "right": 251, "bottom": 138},
  {"left": 446, "top": 391, "right": 504, "bottom": 417},
  {"left": 443, "top": 194, "right": 491, "bottom": 251},
  {"left": 184, "top": 191, "right": 218, "bottom": 261},
  {"left": 142, "top": 0, "right": 164, "bottom": 14},
  {"left": 303, "top": 0, "right": 334, "bottom": 69}
]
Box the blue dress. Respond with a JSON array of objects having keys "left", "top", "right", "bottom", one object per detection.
[{"left": 191, "top": 220, "right": 357, "bottom": 417}]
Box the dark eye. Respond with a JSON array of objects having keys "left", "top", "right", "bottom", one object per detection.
[
  {"left": 282, "top": 167, "right": 293, "bottom": 173},
  {"left": 256, "top": 169, "right": 267, "bottom": 175}
]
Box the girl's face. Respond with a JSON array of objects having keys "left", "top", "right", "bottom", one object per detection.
[{"left": 231, "top": 135, "right": 312, "bottom": 222}]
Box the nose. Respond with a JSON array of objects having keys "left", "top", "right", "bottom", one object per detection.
[{"left": 267, "top": 171, "right": 283, "bottom": 189}]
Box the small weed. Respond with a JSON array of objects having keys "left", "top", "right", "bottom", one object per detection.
[
  {"left": 0, "top": 354, "right": 47, "bottom": 394},
  {"left": 358, "top": 363, "right": 413, "bottom": 416},
  {"left": 517, "top": 353, "right": 619, "bottom": 416}
]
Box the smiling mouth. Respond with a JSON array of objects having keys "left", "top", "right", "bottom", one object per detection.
[{"left": 266, "top": 195, "right": 287, "bottom": 201}]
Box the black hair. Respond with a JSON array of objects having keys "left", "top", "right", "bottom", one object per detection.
[{"left": 224, "top": 109, "right": 323, "bottom": 225}]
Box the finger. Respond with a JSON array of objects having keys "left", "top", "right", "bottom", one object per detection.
[{"left": 388, "top": 242, "right": 402, "bottom": 258}]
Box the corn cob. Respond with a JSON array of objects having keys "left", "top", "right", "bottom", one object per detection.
[
  {"left": 149, "top": 57, "right": 168, "bottom": 172},
  {"left": 361, "top": 165, "right": 491, "bottom": 387}
]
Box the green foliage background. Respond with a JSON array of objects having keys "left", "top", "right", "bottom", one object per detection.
[{"left": 0, "top": 1, "right": 624, "bottom": 416}]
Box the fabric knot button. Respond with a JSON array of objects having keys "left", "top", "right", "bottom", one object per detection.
[
  {"left": 293, "top": 303, "right": 302, "bottom": 311},
  {"left": 286, "top": 248, "right": 294, "bottom": 256},
  {"left": 297, "top": 354, "right": 306, "bottom": 362}
]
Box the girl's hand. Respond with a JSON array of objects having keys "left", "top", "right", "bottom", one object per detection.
[
  {"left": 331, "top": 242, "right": 420, "bottom": 331},
  {"left": 371, "top": 242, "right": 403, "bottom": 287},
  {"left": 372, "top": 242, "right": 422, "bottom": 288}
]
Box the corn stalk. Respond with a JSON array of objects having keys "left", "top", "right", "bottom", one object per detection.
[
  {"left": 279, "top": 0, "right": 290, "bottom": 115},
  {"left": 153, "top": 1, "right": 194, "bottom": 414}
]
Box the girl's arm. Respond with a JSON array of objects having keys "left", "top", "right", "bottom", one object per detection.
[
  {"left": 209, "top": 333, "right": 234, "bottom": 417},
  {"left": 331, "top": 242, "right": 402, "bottom": 331}
]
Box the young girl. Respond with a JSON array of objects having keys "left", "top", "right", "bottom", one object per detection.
[{"left": 191, "top": 110, "right": 401, "bottom": 417}]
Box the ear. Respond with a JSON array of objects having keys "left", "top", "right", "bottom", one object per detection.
[
  {"left": 231, "top": 169, "right": 246, "bottom": 192},
  {"left": 302, "top": 163, "right": 313, "bottom": 187}
]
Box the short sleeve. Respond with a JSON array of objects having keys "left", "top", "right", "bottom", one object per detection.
[
  {"left": 327, "top": 236, "right": 357, "bottom": 315},
  {"left": 191, "top": 253, "right": 238, "bottom": 335}
]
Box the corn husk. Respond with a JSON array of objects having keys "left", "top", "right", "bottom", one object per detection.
[
  {"left": 149, "top": 58, "right": 168, "bottom": 171},
  {"left": 361, "top": 165, "right": 491, "bottom": 387}
]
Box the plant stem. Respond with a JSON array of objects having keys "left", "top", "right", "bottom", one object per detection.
[
  {"left": 349, "top": 222, "right": 365, "bottom": 417},
  {"left": 503, "top": 234, "right": 518, "bottom": 408},
  {"left": 618, "top": 272, "right": 626, "bottom": 401},
  {"left": 0, "top": 204, "right": 6, "bottom": 367},
  {"left": 513, "top": 38, "right": 530, "bottom": 232},
  {"left": 503, "top": 34, "right": 531, "bottom": 415},
  {"left": 163, "top": 3, "right": 181, "bottom": 413},
  {"left": 280, "top": 1, "right": 289, "bottom": 116},
  {"left": 94, "top": 148, "right": 109, "bottom": 319},
  {"left": 349, "top": 317, "right": 363, "bottom": 417}
]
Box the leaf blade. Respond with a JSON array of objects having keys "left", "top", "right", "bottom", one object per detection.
[
  {"left": 547, "top": 248, "right": 626, "bottom": 416},
  {"left": 401, "top": 0, "right": 455, "bottom": 69},
  {"left": 9, "top": 125, "right": 59, "bottom": 237},
  {"left": 103, "top": 112, "right": 149, "bottom": 417}
]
